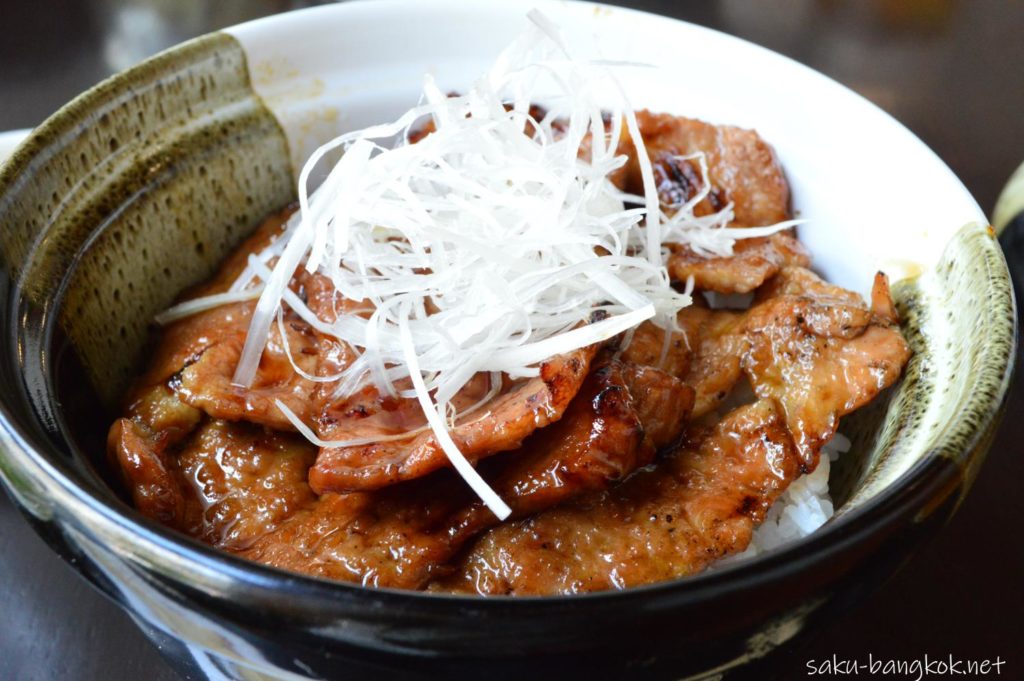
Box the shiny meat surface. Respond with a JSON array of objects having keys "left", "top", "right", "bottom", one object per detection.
[
  {"left": 171, "top": 301, "right": 319, "bottom": 430},
  {"left": 676, "top": 305, "right": 745, "bottom": 418},
  {"left": 669, "top": 266, "right": 910, "bottom": 467},
  {"left": 175, "top": 421, "right": 317, "bottom": 550},
  {"left": 128, "top": 204, "right": 320, "bottom": 431},
  {"left": 667, "top": 231, "right": 811, "bottom": 294},
  {"left": 463, "top": 359, "right": 694, "bottom": 529},
  {"left": 109, "top": 384, "right": 202, "bottom": 527},
  {"left": 616, "top": 111, "right": 803, "bottom": 292},
  {"left": 238, "top": 487, "right": 452, "bottom": 588},
  {"left": 741, "top": 267, "right": 911, "bottom": 466},
  {"left": 616, "top": 306, "right": 742, "bottom": 422},
  {"left": 107, "top": 106, "right": 913, "bottom": 595},
  {"left": 240, "top": 358, "right": 670, "bottom": 587},
  {"left": 110, "top": 383, "right": 317, "bottom": 546},
  {"left": 622, "top": 363, "right": 695, "bottom": 450},
  {"left": 299, "top": 272, "right": 605, "bottom": 492},
  {"left": 308, "top": 345, "right": 599, "bottom": 492},
  {"left": 618, "top": 320, "right": 691, "bottom": 379},
  {"left": 619, "top": 111, "right": 791, "bottom": 227},
  {"left": 434, "top": 400, "right": 801, "bottom": 595},
  {"left": 109, "top": 420, "right": 189, "bottom": 528},
  {"left": 455, "top": 360, "right": 653, "bottom": 529}
]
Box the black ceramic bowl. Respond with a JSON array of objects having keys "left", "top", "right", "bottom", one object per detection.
[{"left": 0, "top": 2, "right": 1015, "bottom": 679}]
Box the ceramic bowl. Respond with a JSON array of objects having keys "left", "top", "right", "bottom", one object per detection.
[{"left": 0, "top": 2, "right": 1014, "bottom": 679}]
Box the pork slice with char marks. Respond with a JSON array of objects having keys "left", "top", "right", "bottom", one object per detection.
[
  {"left": 241, "top": 357, "right": 679, "bottom": 588},
  {"left": 432, "top": 399, "right": 801, "bottom": 595},
  {"left": 660, "top": 266, "right": 910, "bottom": 467},
  {"left": 615, "top": 111, "right": 805, "bottom": 293},
  {"left": 169, "top": 301, "right": 320, "bottom": 431},
  {"left": 110, "top": 402, "right": 316, "bottom": 547},
  {"left": 304, "top": 271, "right": 604, "bottom": 491},
  {"left": 675, "top": 305, "right": 746, "bottom": 418},
  {"left": 618, "top": 320, "right": 691, "bottom": 379},
  {"left": 619, "top": 111, "right": 791, "bottom": 227},
  {"left": 667, "top": 232, "right": 811, "bottom": 294},
  {"left": 307, "top": 344, "right": 599, "bottom": 491},
  {"left": 617, "top": 306, "right": 745, "bottom": 420}
]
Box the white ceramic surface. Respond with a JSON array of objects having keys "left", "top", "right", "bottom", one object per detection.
[
  {"left": 0, "top": 129, "right": 31, "bottom": 164},
  {"left": 224, "top": 0, "right": 986, "bottom": 298}
]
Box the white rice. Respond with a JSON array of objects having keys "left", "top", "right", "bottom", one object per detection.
[{"left": 735, "top": 432, "right": 851, "bottom": 559}]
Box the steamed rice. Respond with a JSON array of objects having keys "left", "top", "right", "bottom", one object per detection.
[{"left": 739, "top": 432, "right": 851, "bottom": 558}]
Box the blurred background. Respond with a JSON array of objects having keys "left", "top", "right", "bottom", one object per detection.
[{"left": 1, "top": 1, "right": 1021, "bottom": 679}]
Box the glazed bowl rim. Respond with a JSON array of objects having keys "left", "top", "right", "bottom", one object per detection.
[{"left": 0, "top": 0, "right": 1015, "bottom": 612}]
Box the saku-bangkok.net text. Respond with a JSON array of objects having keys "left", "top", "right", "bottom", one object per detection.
[{"left": 805, "top": 654, "right": 1005, "bottom": 679}]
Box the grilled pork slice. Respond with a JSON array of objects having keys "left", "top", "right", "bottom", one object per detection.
[
  {"left": 667, "top": 232, "right": 811, "bottom": 294},
  {"left": 307, "top": 346, "right": 597, "bottom": 493},
  {"left": 304, "top": 270, "right": 602, "bottom": 492},
  {"left": 108, "top": 385, "right": 201, "bottom": 528},
  {"left": 617, "top": 304, "right": 747, "bottom": 421},
  {"left": 617, "top": 111, "right": 804, "bottom": 293},
  {"left": 619, "top": 111, "right": 791, "bottom": 228},
  {"left": 444, "top": 360, "right": 694, "bottom": 547},
  {"left": 675, "top": 305, "right": 746, "bottom": 418},
  {"left": 173, "top": 420, "right": 317, "bottom": 549},
  {"left": 167, "top": 300, "right": 320, "bottom": 431},
  {"left": 618, "top": 320, "right": 692, "bottom": 379},
  {"left": 621, "top": 363, "right": 695, "bottom": 450},
  {"left": 667, "top": 266, "right": 910, "bottom": 466},
  {"left": 125, "top": 205, "right": 321, "bottom": 431},
  {"left": 109, "top": 397, "right": 316, "bottom": 545},
  {"left": 433, "top": 399, "right": 801, "bottom": 595},
  {"left": 741, "top": 267, "right": 910, "bottom": 467},
  {"left": 240, "top": 359, "right": 689, "bottom": 587}
]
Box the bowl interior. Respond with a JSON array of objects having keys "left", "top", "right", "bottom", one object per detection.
[
  {"left": 0, "top": 0, "right": 1012, "bottom": 590},
  {"left": 224, "top": 0, "right": 1005, "bottom": 511},
  {"left": 228, "top": 0, "right": 985, "bottom": 291}
]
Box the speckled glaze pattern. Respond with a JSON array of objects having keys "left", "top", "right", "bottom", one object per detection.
[
  {"left": 0, "top": 17, "right": 1016, "bottom": 681},
  {"left": 0, "top": 33, "right": 293, "bottom": 407},
  {"left": 831, "top": 223, "right": 1016, "bottom": 513}
]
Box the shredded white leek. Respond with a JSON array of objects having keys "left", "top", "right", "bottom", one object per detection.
[
  {"left": 155, "top": 10, "right": 800, "bottom": 519},
  {"left": 154, "top": 288, "right": 263, "bottom": 325},
  {"left": 656, "top": 151, "right": 805, "bottom": 256}
]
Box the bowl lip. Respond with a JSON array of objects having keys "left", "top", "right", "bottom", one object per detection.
[{"left": 0, "top": 0, "right": 1015, "bottom": 614}]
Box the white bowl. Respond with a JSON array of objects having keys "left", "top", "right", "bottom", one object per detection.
[{"left": 227, "top": 0, "right": 985, "bottom": 294}]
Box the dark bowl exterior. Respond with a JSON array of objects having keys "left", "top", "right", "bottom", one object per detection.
[
  {"left": 0, "top": 23, "right": 1015, "bottom": 681},
  {"left": 0, "top": 408, "right": 982, "bottom": 680}
]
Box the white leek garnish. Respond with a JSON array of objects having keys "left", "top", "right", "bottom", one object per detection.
[
  {"left": 656, "top": 151, "right": 805, "bottom": 256},
  {"left": 204, "top": 11, "right": 794, "bottom": 518},
  {"left": 154, "top": 288, "right": 263, "bottom": 325}
]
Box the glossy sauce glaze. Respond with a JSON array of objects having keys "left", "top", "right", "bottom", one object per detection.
[{"left": 107, "top": 111, "right": 910, "bottom": 595}]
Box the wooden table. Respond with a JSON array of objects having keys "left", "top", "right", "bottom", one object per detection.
[{"left": 1, "top": 1, "right": 1021, "bottom": 678}]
